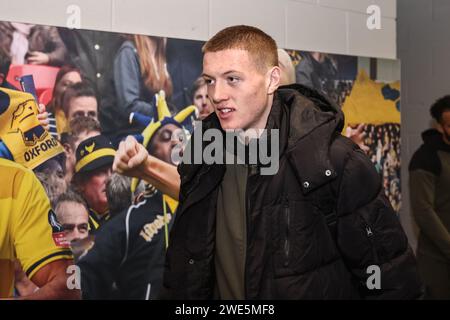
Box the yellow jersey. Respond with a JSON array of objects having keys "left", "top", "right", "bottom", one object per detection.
[{"left": 0, "top": 158, "right": 73, "bottom": 298}]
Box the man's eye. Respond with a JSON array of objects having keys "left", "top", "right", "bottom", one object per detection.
[
  {"left": 205, "top": 79, "right": 214, "bottom": 86},
  {"left": 227, "top": 77, "right": 239, "bottom": 83},
  {"left": 62, "top": 224, "right": 75, "bottom": 231}
]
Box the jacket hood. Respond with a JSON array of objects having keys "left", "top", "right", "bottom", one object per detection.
[
  {"left": 268, "top": 84, "right": 345, "bottom": 194},
  {"left": 422, "top": 128, "right": 450, "bottom": 152},
  {"left": 270, "top": 84, "right": 344, "bottom": 150}
]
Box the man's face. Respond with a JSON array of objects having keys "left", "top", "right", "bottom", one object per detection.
[
  {"left": 193, "top": 84, "right": 213, "bottom": 120},
  {"left": 439, "top": 110, "right": 450, "bottom": 145},
  {"left": 149, "top": 123, "right": 182, "bottom": 165},
  {"left": 56, "top": 201, "right": 89, "bottom": 243},
  {"left": 67, "top": 96, "right": 98, "bottom": 124},
  {"left": 203, "top": 49, "right": 277, "bottom": 131},
  {"left": 80, "top": 166, "right": 112, "bottom": 214}
]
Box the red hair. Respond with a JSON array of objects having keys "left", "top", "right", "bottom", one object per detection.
[{"left": 203, "top": 25, "right": 278, "bottom": 73}]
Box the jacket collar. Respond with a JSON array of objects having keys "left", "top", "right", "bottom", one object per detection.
[{"left": 422, "top": 128, "right": 450, "bottom": 152}]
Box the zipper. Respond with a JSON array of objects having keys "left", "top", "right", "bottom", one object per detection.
[
  {"left": 244, "top": 164, "right": 258, "bottom": 299},
  {"left": 283, "top": 198, "right": 290, "bottom": 267},
  {"left": 363, "top": 221, "right": 380, "bottom": 265},
  {"left": 173, "top": 165, "right": 217, "bottom": 229}
]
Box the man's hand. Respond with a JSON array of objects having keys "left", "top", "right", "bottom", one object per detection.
[
  {"left": 113, "top": 135, "right": 149, "bottom": 179},
  {"left": 345, "top": 123, "right": 370, "bottom": 153},
  {"left": 113, "top": 135, "right": 181, "bottom": 200},
  {"left": 37, "top": 103, "right": 50, "bottom": 131},
  {"left": 27, "top": 51, "right": 50, "bottom": 65},
  {"left": 14, "top": 260, "right": 38, "bottom": 297}
]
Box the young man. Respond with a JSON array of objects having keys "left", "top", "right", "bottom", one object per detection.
[
  {"left": 114, "top": 25, "right": 422, "bottom": 299},
  {"left": 62, "top": 82, "right": 98, "bottom": 130},
  {"left": 409, "top": 95, "right": 450, "bottom": 299}
]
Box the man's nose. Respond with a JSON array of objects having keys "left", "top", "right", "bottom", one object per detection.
[
  {"left": 67, "top": 230, "right": 80, "bottom": 243},
  {"left": 171, "top": 136, "right": 182, "bottom": 149},
  {"left": 210, "top": 82, "right": 228, "bottom": 104}
]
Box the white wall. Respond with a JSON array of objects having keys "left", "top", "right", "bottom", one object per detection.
[
  {"left": 397, "top": 0, "right": 450, "bottom": 251},
  {"left": 0, "top": 0, "right": 397, "bottom": 59}
]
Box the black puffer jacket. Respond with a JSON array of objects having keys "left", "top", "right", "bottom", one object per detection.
[{"left": 162, "top": 84, "right": 423, "bottom": 299}]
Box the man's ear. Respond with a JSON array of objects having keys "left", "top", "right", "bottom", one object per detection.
[{"left": 267, "top": 66, "right": 281, "bottom": 95}]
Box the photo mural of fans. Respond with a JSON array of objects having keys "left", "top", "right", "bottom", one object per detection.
[
  {"left": 288, "top": 50, "right": 357, "bottom": 104},
  {"left": 341, "top": 71, "right": 401, "bottom": 213},
  {"left": 0, "top": 21, "right": 204, "bottom": 299}
]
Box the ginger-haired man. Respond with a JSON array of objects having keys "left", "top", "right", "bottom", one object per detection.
[{"left": 115, "top": 25, "right": 422, "bottom": 299}]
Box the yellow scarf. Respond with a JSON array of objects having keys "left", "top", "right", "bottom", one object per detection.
[{"left": 0, "top": 87, "right": 64, "bottom": 169}]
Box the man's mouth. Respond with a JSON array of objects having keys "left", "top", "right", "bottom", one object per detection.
[
  {"left": 170, "top": 142, "right": 184, "bottom": 165},
  {"left": 217, "top": 106, "right": 235, "bottom": 118}
]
